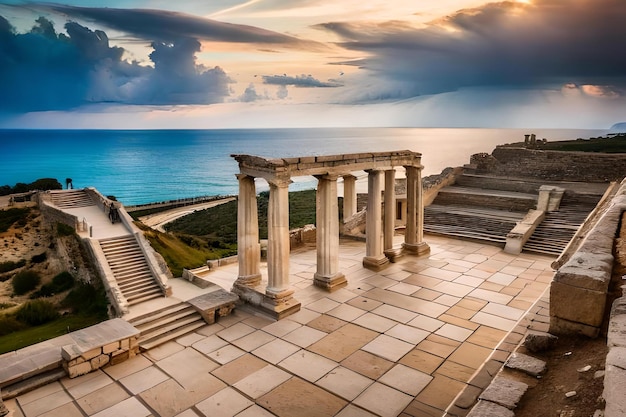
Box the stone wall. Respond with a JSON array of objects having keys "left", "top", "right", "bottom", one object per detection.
[
  {"left": 473, "top": 147, "right": 626, "bottom": 182},
  {"left": 37, "top": 193, "right": 79, "bottom": 230}
]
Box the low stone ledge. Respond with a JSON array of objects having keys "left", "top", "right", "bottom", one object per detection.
[
  {"left": 604, "top": 346, "right": 626, "bottom": 417},
  {"left": 61, "top": 319, "right": 139, "bottom": 378},
  {"left": 188, "top": 289, "right": 239, "bottom": 324},
  {"left": 504, "top": 209, "right": 545, "bottom": 254}
]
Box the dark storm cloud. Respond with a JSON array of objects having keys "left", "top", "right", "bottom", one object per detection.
[
  {"left": 262, "top": 74, "right": 341, "bottom": 87},
  {"left": 317, "top": 0, "right": 626, "bottom": 98},
  {"left": 38, "top": 4, "right": 321, "bottom": 48},
  {"left": 0, "top": 16, "right": 232, "bottom": 111}
]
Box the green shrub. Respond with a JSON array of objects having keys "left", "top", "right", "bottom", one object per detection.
[
  {"left": 0, "top": 207, "right": 31, "bottom": 233},
  {"left": 62, "top": 282, "right": 108, "bottom": 317},
  {"left": 30, "top": 252, "right": 47, "bottom": 264},
  {"left": 0, "top": 259, "right": 26, "bottom": 273},
  {"left": 15, "top": 300, "right": 59, "bottom": 326},
  {"left": 31, "top": 271, "right": 75, "bottom": 298},
  {"left": 0, "top": 315, "right": 26, "bottom": 336},
  {"left": 12, "top": 270, "right": 41, "bottom": 295},
  {"left": 56, "top": 222, "right": 75, "bottom": 237}
]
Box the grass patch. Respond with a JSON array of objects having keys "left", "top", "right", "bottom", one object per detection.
[
  {"left": 0, "top": 314, "right": 105, "bottom": 354},
  {"left": 0, "top": 207, "right": 31, "bottom": 233}
]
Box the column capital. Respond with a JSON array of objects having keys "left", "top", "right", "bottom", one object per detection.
[
  {"left": 236, "top": 173, "right": 254, "bottom": 181},
  {"left": 267, "top": 176, "right": 292, "bottom": 188},
  {"left": 314, "top": 173, "right": 340, "bottom": 181},
  {"left": 342, "top": 174, "right": 357, "bottom": 180}
]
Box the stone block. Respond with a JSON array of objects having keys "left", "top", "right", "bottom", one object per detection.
[
  {"left": 188, "top": 289, "right": 239, "bottom": 324},
  {"left": 68, "top": 357, "right": 85, "bottom": 367},
  {"left": 81, "top": 347, "right": 102, "bottom": 361},
  {"left": 604, "top": 348, "right": 626, "bottom": 417},
  {"left": 67, "top": 361, "right": 92, "bottom": 378},
  {"left": 120, "top": 338, "right": 130, "bottom": 350},
  {"left": 90, "top": 354, "right": 110, "bottom": 370},
  {"left": 102, "top": 341, "right": 120, "bottom": 354},
  {"left": 110, "top": 349, "right": 130, "bottom": 366},
  {"left": 467, "top": 400, "right": 515, "bottom": 417},
  {"left": 505, "top": 352, "right": 547, "bottom": 377},
  {"left": 479, "top": 377, "right": 528, "bottom": 409},
  {"left": 554, "top": 253, "right": 613, "bottom": 291},
  {"left": 524, "top": 331, "right": 558, "bottom": 353},
  {"left": 549, "top": 316, "right": 600, "bottom": 338},
  {"left": 550, "top": 281, "right": 606, "bottom": 328}
]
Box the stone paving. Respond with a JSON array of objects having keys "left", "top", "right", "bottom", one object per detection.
[{"left": 3, "top": 235, "right": 555, "bottom": 417}]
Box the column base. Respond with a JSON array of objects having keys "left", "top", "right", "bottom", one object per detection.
[
  {"left": 234, "top": 273, "right": 262, "bottom": 287},
  {"left": 261, "top": 288, "right": 301, "bottom": 320},
  {"left": 402, "top": 242, "right": 430, "bottom": 256},
  {"left": 362, "top": 254, "right": 390, "bottom": 270},
  {"left": 384, "top": 248, "right": 404, "bottom": 263},
  {"left": 314, "top": 272, "right": 347, "bottom": 292}
]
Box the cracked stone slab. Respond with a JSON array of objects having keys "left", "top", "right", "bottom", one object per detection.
[
  {"left": 505, "top": 352, "right": 547, "bottom": 377},
  {"left": 467, "top": 400, "right": 515, "bottom": 417},
  {"left": 479, "top": 376, "right": 528, "bottom": 409}
]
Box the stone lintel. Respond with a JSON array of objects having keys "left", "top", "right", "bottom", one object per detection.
[
  {"left": 187, "top": 289, "right": 239, "bottom": 324},
  {"left": 313, "top": 272, "right": 347, "bottom": 292},
  {"left": 402, "top": 242, "right": 430, "bottom": 256},
  {"left": 363, "top": 254, "right": 390, "bottom": 270}
]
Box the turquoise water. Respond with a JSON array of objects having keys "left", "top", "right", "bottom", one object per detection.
[{"left": 0, "top": 128, "right": 605, "bottom": 205}]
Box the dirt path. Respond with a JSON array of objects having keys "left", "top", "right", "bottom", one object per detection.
[{"left": 137, "top": 197, "right": 235, "bottom": 232}]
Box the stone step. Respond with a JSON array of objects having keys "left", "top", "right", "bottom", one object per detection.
[
  {"left": 133, "top": 307, "right": 198, "bottom": 335},
  {"left": 127, "top": 290, "right": 164, "bottom": 305},
  {"left": 111, "top": 265, "right": 152, "bottom": 278},
  {"left": 118, "top": 276, "right": 158, "bottom": 291},
  {"left": 115, "top": 270, "right": 153, "bottom": 283},
  {"left": 139, "top": 321, "right": 206, "bottom": 352},
  {"left": 99, "top": 235, "right": 135, "bottom": 245},
  {"left": 108, "top": 258, "right": 148, "bottom": 270},
  {"left": 1, "top": 368, "right": 66, "bottom": 400},
  {"left": 122, "top": 282, "right": 162, "bottom": 298},
  {"left": 128, "top": 303, "right": 192, "bottom": 327},
  {"left": 102, "top": 248, "right": 144, "bottom": 260}
]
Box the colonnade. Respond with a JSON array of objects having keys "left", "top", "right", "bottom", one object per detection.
[{"left": 231, "top": 151, "right": 429, "bottom": 319}]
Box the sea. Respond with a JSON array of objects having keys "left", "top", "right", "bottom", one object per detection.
[{"left": 0, "top": 128, "right": 607, "bottom": 206}]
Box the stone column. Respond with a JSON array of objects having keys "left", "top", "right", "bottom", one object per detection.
[
  {"left": 314, "top": 174, "right": 347, "bottom": 291},
  {"left": 384, "top": 169, "right": 402, "bottom": 262},
  {"left": 402, "top": 166, "right": 430, "bottom": 255},
  {"left": 363, "top": 169, "right": 389, "bottom": 269},
  {"left": 234, "top": 174, "right": 261, "bottom": 290},
  {"left": 262, "top": 176, "right": 301, "bottom": 318},
  {"left": 342, "top": 174, "right": 357, "bottom": 220}
]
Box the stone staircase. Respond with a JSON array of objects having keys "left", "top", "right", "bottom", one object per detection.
[
  {"left": 99, "top": 235, "right": 165, "bottom": 305},
  {"left": 127, "top": 303, "right": 205, "bottom": 351},
  {"left": 49, "top": 189, "right": 95, "bottom": 209}
]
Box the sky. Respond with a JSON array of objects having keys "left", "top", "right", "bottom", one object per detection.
[{"left": 0, "top": 0, "right": 625, "bottom": 129}]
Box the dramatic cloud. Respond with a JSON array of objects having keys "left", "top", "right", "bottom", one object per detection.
[
  {"left": 317, "top": 0, "right": 626, "bottom": 99},
  {"left": 0, "top": 16, "right": 232, "bottom": 111},
  {"left": 262, "top": 74, "right": 342, "bottom": 87},
  {"left": 239, "top": 83, "right": 268, "bottom": 102},
  {"left": 36, "top": 4, "right": 322, "bottom": 49}
]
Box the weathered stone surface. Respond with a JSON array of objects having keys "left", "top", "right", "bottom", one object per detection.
[
  {"left": 524, "top": 331, "right": 558, "bottom": 353},
  {"left": 479, "top": 377, "right": 528, "bottom": 409},
  {"left": 550, "top": 281, "right": 606, "bottom": 328},
  {"left": 467, "top": 400, "right": 515, "bottom": 417},
  {"left": 188, "top": 289, "right": 239, "bottom": 324},
  {"left": 604, "top": 347, "right": 626, "bottom": 417},
  {"left": 505, "top": 352, "right": 547, "bottom": 377},
  {"left": 608, "top": 298, "right": 626, "bottom": 348},
  {"left": 554, "top": 253, "right": 613, "bottom": 291},
  {"left": 90, "top": 354, "right": 110, "bottom": 370},
  {"left": 67, "top": 361, "right": 92, "bottom": 378}
]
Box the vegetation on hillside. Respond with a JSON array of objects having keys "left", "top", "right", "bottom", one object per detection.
[
  {"left": 0, "top": 207, "right": 31, "bottom": 233},
  {"left": 0, "top": 178, "right": 62, "bottom": 196},
  {"left": 502, "top": 133, "right": 626, "bottom": 153}
]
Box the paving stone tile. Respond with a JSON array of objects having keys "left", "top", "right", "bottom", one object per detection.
[
  {"left": 353, "top": 382, "right": 414, "bottom": 417},
  {"left": 309, "top": 323, "right": 378, "bottom": 362},
  {"left": 446, "top": 305, "right": 477, "bottom": 320},
  {"left": 471, "top": 312, "right": 518, "bottom": 332},
  {"left": 442, "top": 263, "right": 471, "bottom": 273},
  {"left": 385, "top": 323, "right": 429, "bottom": 344},
  {"left": 466, "top": 401, "right": 514, "bottom": 417},
  {"left": 17, "top": 381, "right": 64, "bottom": 405},
  {"left": 420, "top": 267, "right": 462, "bottom": 281},
  {"left": 231, "top": 329, "right": 276, "bottom": 352},
  {"left": 448, "top": 342, "right": 493, "bottom": 369},
  {"left": 174, "top": 410, "right": 201, "bottom": 417},
  {"left": 388, "top": 282, "right": 421, "bottom": 295},
  {"left": 379, "top": 364, "right": 432, "bottom": 395},
  {"left": 90, "top": 396, "right": 148, "bottom": 417},
  {"left": 487, "top": 272, "right": 517, "bottom": 286},
  {"left": 465, "top": 268, "right": 493, "bottom": 279},
  {"left": 346, "top": 296, "right": 383, "bottom": 312},
  {"left": 453, "top": 275, "right": 485, "bottom": 288},
  {"left": 215, "top": 309, "right": 251, "bottom": 327},
  {"left": 258, "top": 377, "right": 347, "bottom": 417},
  {"left": 435, "top": 323, "right": 474, "bottom": 342},
  {"left": 306, "top": 314, "right": 348, "bottom": 332},
  {"left": 434, "top": 294, "right": 461, "bottom": 307},
  {"left": 195, "top": 387, "right": 253, "bottom": 417},
  {"left": 371, "top": 304, "right": 418, "bottom": 324},
  {"left": 316, "top": 366, "right": 374, "bottom": 401},
  {"left": 413, "top": 288, "right": 443, "bottom": 301},
  {"left": 216, "top": 322, "right": 256, "bottom": 341},
  {"left": 175, "top": 332, "right": 206, "bottom": 347},
  {"left": 352, "top": 312, "right": 397, "bottom": 332},
  {"left": 433, "top": 281, "right": 474, "bottom": 298},
  {"left": 62, "top": 370, "right": 113, "bottom": 399},
  {"left": 417, "top": 335, "right": 460, "bottom": 358},
  {"left": 481, "top": 302, "right": 525, "bottom": 321},
  {"left": 38, "top": 401, "right": 84, "bottom": 417},
  {"left": 307, "top": 297, "right": 342, "bottom": 313},
  {"left": 463, "top": 254, "right": 489, "bottom": 263},
  {"left": 233, "top": 365, "right": 291, "bottom": 399},
  {"left": 261, "top": 319, "right": 302, "bottom": 337},
  {"left": 207, "top": 344, "right": 246, "bottom": 364},
  {"left": 76, "top": 381, "right": 130, "bottom": 416},
  {"left": 19, "top": 385, "right": 72, "bottom": 416},
  {"left": 211, "top": 354, "right": 268, "bottom": 385},
  {"left": 403, "top": 275, "right": 443, "bottom": 288},
  {"left": 235, "top": 405, "right": 276, "bottom": 417},
  {"left": 284, "top": 308, "right": 321, "bottom": 324},
  {"left": 242, "top": 315, "right": 275, "bottom": 329},
  {"left": 407, "top": 315, "right": 445, "bottom": 332},
  {"left": 341, "top": 350, "right": 394, "bottom": 379},
  {"left": 140, "top": 376, "right": 225, "bottom": 417},
  {"left": 119, "top": 365, "right": 170, "bottom": 395},
  {"left": 143, "top": 341, "right": 185, "bottom": 362},
  {"left": 479, "top": 377, "right": 528, "bottom": 409},
  {"left": 252, "top": 338, "right": 300, "bottom": 364},
  {"left": 327, "top": 288, "right": 359, "bottom": 303},
  {"left": 282, "top": 325, "right": 327, "bottom": 348},
  {"left": 466, "top": 326, "right": 507, "bottom": 349},
  {"left": 335, "top": 404, "right": 377, "bottom": 417},
  {"left": 192, "top": 335, "right": 229, "bottom": 355},
  {"left": 415, "top": 374, "right": 466, "bottom": 410},
  {"left": 363, "top": 274, "right": 398, "bottom": 289},
  {"left": 401, "top": 399, "right": 445, "bottom": 417},
  {"left": 362, "top": 334, "right": 414, "bottom": 362},
  {"left": 468, "top": 288, "right": 513, "bottom": 305},
  {"left": 435, "top": 359, "right": 475, "bottom": 383},
  {"left": 327, "top": 303, "right": 367, "bottom": 322},
  {"left": 195, "top": 323, "right": 224, "bottom": 337},
  {"left": 438, "top": 314, "right": 480, "bottom": 331},
  {"left": 279, "top": 349, "right": 338, "bottom": 382},
  {"left": 399, "top": 348, "right": 445, "bottom": 374},
  {"left": 156, "top": 348, "right": 220, "bottom": 387}
]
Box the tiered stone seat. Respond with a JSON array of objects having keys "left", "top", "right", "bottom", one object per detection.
[
  {"left": 49, "top": 189, "right": 95, "bottom": 209},
  {"left": 99, "top": 235, "right": 164, "bottom": 305}
]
